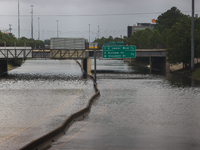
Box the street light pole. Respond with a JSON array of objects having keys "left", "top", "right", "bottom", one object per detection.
[
  {"left": 191, "top": 0, "right": 195, "bottom": 70},
  {"left": 98, "top": 25, "right": 99, "bottom": 39},
  {"left": 9, "top": 24, "right": 12, "bottom": 33},
  {"left": 31, "top": 5, "right": 34, "bottom": 40},
  {"left": 57, "top": 20, "right": 59, "bottom": 38},
  {"left": 38, "top": 17, "right": 40, "bottom": 40},
  {"left": 18, "top": 0, "right": 20, "bottom": 39},
  {"left": 89, "top": 24, "right": 90, "bottom": 42},
  {"left": 94, "top": 43, "right": 96, "bottom": 83}
]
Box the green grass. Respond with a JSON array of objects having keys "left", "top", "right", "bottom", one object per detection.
[
  {"left": 172, "top": 63, "right": 200, "bottom": 80},
  {"left": 7, "top": 64, "right": 13, "bottom": 71},
  {"left": 192, "top": 67, "right": 200, "bottom": 80}
]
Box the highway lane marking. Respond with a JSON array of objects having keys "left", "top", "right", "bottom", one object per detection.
[
  {"left": 54, "top": 81, "right": 113, "bottom": 150},
  {"left": 0, "top": 81, "right": 84, "bottom": 143}
]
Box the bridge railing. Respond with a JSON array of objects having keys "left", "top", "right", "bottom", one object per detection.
[
  {"left": 32, "top": 49, "right": 88, "bottom": 59},
  {"left": 0, "top": 47, "right": 32, "bottom": 59}
]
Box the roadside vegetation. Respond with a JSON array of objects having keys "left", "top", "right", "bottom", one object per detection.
[
  {"left": 0, "top": 32, "right": 50, "bottom": 69},
  {"left": 193, "top": 67, "right": 200, "bottom": 80}
]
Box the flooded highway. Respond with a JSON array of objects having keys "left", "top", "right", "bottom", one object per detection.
[{"left": 1, "top": 59, "right": 200, "bottom": 150}]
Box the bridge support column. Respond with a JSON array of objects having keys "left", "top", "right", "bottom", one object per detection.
[
  {"left": 150, "top": 57, "right": 169, "bottom": 73},
  {"left": 0, "top": 59, "right": 8, "bottom": 76},
  {"left": 166, "top": 61, "right": 170, "bottom": 73},
  {"left": 81, "top": 58, "right": 91, "bottom": 75}
]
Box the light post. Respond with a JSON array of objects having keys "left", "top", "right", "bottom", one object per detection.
[
  {"left": 9, "top": 24, "right": 12, "bottom": 33},
  {"left": 191, "top": 0, "right": 195, "bottom": 70},
  {"left": 89, "top": 24, "right": 90, "bottom": 42},
  {"left": 18, "top": 0, "right": 20, "bottom": 39},
  {"left": 38, "top": 17, "right": 40, "bottom": 40},
  {"left": 57, "top": 20, "right": 59, "bottom": 38},
  {"left": 94, "top": 43, "right": 96, "bottom": 83},
  {"left": 98, "top": 25, "right": 99, "bottom": 39},
  {"left": 31, "top": 5, "right": 34, "bottom": 40}
]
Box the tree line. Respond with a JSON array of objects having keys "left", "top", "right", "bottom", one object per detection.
[
  {"left": 94, "top": 7, "right": 200, "bottom": 68},
  {"left": 0, "top": 32, "right": 47, "bottom": 49}
]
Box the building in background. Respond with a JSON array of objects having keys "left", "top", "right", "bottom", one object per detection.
[{"left": 127, "top": 23, "right": 156, "bottom": 38}]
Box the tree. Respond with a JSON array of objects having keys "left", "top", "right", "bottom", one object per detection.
[
  {"left": 44, "top": 39, "right": 50, "bottom": 45},
  {"left": 161, "top": 28, "right": 171, "bottom": 46},
  {"left": 149, "top": 29, "right": 162, "bottom": 48},
  {"left": 166, "top": 19, "right": 191, "bottom": 67},
  {"left": 128, "top": 28, "right": 153, "bottom": 48},
  {"left": 155, "top": 7, "right": 185, "bottom": 33},
  {"left": 35, "top": 40, "right": 45, "bottom": 49},
  {"left": 140, "top": 28, "right": 152, "bottom": 48},
  {"left": 128, "top": 30, "right": 143, "bottom": 48}
]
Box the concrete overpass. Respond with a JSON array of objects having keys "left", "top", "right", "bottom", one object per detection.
[
  {"left": 87, "top": 49, "right": 169, "bottom": 73},
  {"left": 0, "top": 47, "right": 168, "bottom": 75}
]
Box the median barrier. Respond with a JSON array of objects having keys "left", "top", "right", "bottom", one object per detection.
[{"left": 19, "top": 60, "right": 100, "bottom": 150}]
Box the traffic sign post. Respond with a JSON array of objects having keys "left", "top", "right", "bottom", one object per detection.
[{"left": 102, "top": 45, "right": 136, "bottom": 59}]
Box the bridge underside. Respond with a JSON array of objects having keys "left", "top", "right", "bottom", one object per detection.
[
  {"left": 150, "top": 57, "right": 169, "bottom": 73},
  {"left": 0, "top": 59, "right": 7, "bottom": 75}
]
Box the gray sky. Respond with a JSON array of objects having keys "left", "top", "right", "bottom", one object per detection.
[{"left": 0, "top": 0, "right": 199, "bottom": 41}]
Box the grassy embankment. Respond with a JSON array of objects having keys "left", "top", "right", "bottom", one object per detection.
[
  {"left": 8, "top": 64, "right": 14, "bottom": 71},
  {"left": 7, "top": 59, "right": 24, "bottom": 71},
  {"left": 172, "top": 63, "right": 200, "bottom": 80},
  {"left": 130, "top": 58, "right": 200, "bottom": 80}
]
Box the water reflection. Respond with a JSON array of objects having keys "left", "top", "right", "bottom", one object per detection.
[
  {"left": 1, "top": 59, "right": 200, "bottom": 150},
  {"left": 0, "top": 59, "right": 94, "bottom": 150},
  {"left": 91, "top": 59, "right": 200, "bottom": 87}
]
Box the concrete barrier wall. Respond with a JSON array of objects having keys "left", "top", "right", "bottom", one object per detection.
[{"left": 19, "top": 61, "right": 100, "bottom": 150}]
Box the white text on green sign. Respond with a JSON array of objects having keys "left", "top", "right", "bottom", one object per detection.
[
  {"left": 102, "top": 46, "right": 136, "bottom": 58},
  {"left": 103, "top": 46, "right": 136, "bottom": 51}
]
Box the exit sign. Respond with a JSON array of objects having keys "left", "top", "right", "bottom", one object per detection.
[{"left": 102, "top": 46, "right": 136, "bottom": 58}]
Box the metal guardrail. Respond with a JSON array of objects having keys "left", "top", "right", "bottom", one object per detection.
[
  {"left": 0, "top": 47, "right": 87, "bottom": 59},
  {"left": 32, "top": 50, "right": 50, "bottom": 59},
  {"left": 50, "top": 49, "right": 86, "bottom": 59},
  {"left": 32, "top": 49, "right": 87, "bottom": 59}
]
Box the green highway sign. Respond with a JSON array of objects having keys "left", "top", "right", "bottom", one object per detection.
[{"left": 102, "top": 45, "right": 136, "bottom": 58}]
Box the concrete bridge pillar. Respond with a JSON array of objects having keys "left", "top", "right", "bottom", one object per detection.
[
  {"left": 81, "top": 58, "right": 91, "bottom": 75},
  {"left": 150, "top": 57, "right": 169, "bottom": 73},
  {"left": 0, "top": 59, "right": 8, "bottom": 76}
]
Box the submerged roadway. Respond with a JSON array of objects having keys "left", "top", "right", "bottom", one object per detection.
[{"left": 0, "top": 59, "right": 200, "bottom": 150}]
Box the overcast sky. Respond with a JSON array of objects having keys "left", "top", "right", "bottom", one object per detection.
[{"left": 0, "top": 0, "right": 199, "bottom": 41}]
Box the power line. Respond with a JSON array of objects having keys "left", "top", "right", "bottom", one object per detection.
[{"left": 1, "top": 10, "right": 200, "bottom": 17}]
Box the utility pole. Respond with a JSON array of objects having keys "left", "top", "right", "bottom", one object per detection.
[
  {"left": 98, "top": 25, "right": 99, "bottom": 39},
  {"left": 94, "top": 43, "right": 96, "bottom": 83},
  {"left": 89, "top": 24, "right": 90, "bottom": 42},
  {"left": 18, "top": 0, "right": 20, "bottom": 39},
  {"left": 38, "top": 17, "right": 40, "bottom": 40},
  {"left": 191, "top": 0, "right": 195, "bottom": 70},
  {"left": 31, "top": 5, "right": 34, "bottom": 40},
  {"left": 9, "top": 24, "right": 12, "bottom": 33},
  {"left": 57, "top": 20, "right": 59, "bottom": 38}
]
